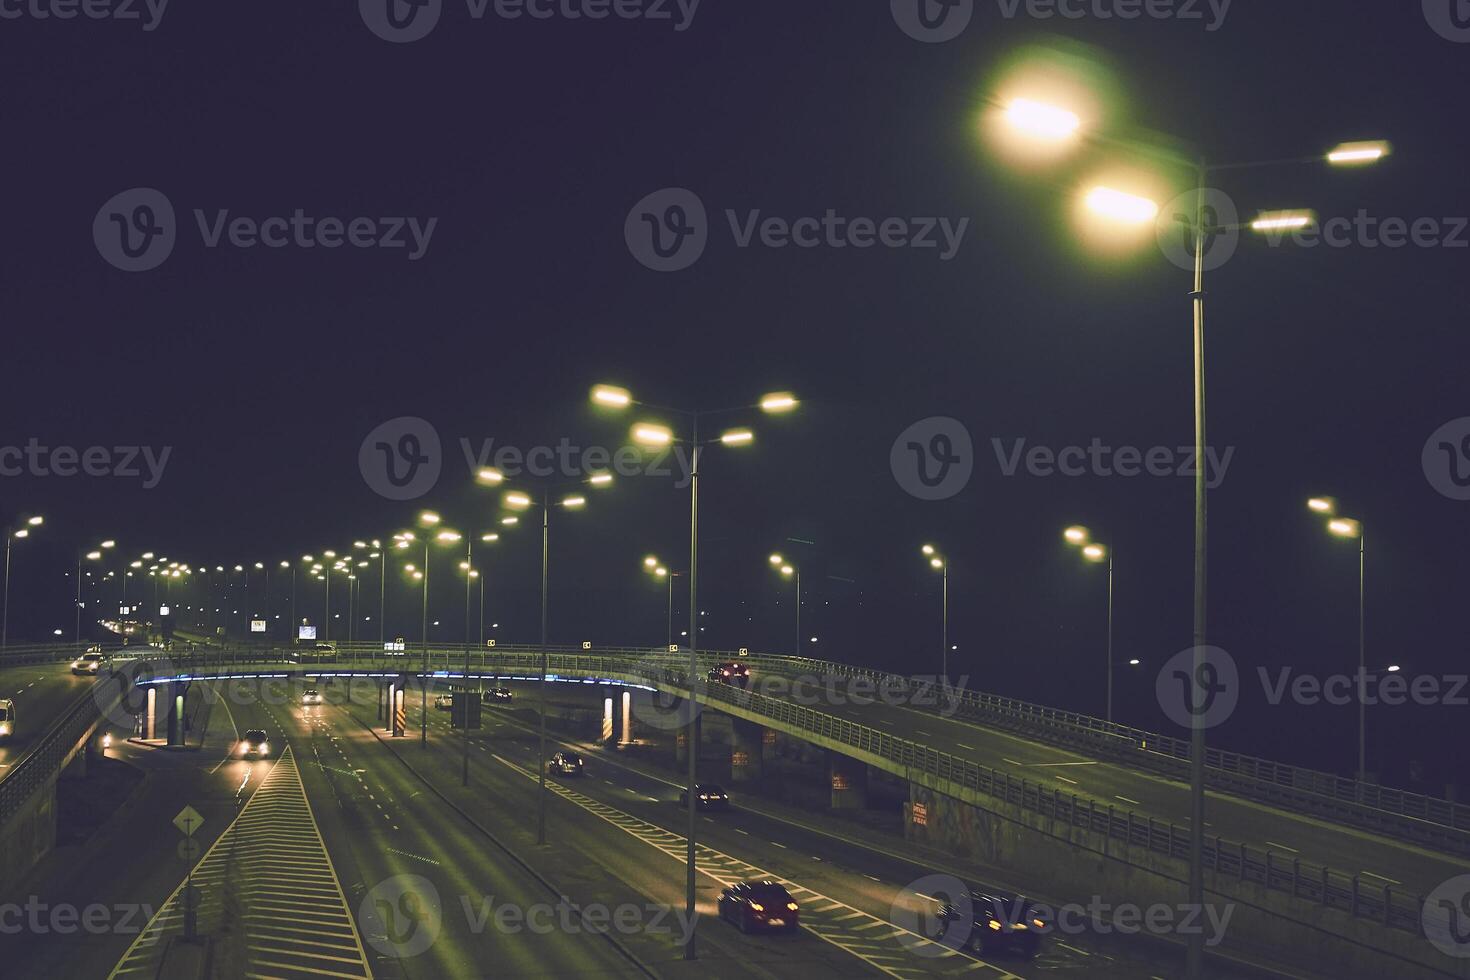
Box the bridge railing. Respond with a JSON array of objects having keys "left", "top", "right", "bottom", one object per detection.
[{"left": 0, "top": 681, "right": 117, "bottom": 827}]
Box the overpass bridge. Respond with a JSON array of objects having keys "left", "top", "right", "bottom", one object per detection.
[{"left": 1, "top": 640, "right": 1465, "bottom": 978}]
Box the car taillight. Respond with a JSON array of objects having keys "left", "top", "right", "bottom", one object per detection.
[
  {"left": 749, "top": 903, "right": 765, "bottom": 912},
  {"left": 786, "top": 902, "right": 798, "bottom": 911}
]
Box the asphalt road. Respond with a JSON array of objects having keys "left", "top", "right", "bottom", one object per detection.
[
  {"left": 744, "top": 666, "right": 1467, "bottom": 898},
  {"left": 0, "top": 662, "right": 96, "bottom": 773}
]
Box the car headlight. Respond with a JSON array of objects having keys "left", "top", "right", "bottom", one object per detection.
[
  {"left": 1032, "top": 918, "right": 1044, "bottom": 928},
  {"left": 749, "top": 903, "right": 765, "bottom": 912},
  {"left": 786, "top": 902, "right": 798, "bottom": 911},
  {"left": 0, "top": 724, "right": 10, "bottom": 735},
  {"left": 988, "top": 920, "right": 1002, "bottom": 931},
  {"left": 261, "top": 743, "right": 270, "bottom": 755}
]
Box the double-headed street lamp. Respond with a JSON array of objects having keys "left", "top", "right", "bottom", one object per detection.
[
  {"left": 2, "top": 515, "right": 44, "bottom": 650},
  {"left": 354, "top": 540, "right": 386, "bottom": 646},
  {"left": 997, "top": 80, "right": 1387, "bottom": 978},
  {"left": 767, "top": 554, "right": 801, "bottom": 656},
  {"left": 1306, "top": 496, "right": 1368, "bottom": 786},
  {"left": 477, "top": 466, "right": 612, "bottom": 843},
  {"left": 592, "top": 382, "right": 796, "bottom": 961},
  {"left": 1064, "top": 525, "right": 1115, "bottom": 723},
  {"left": 919, "top": 544, "right": 950, "bottom": 682},
  {"left": 75, "top": 541, "right": 112, "bottom": 645},
  {"left": 643, "top": 557, "right": 683, "bottom": 648},
  {"left": 456, "top": 531, "right": 500, "bottom": 788},
  {"left": 395, "top": 512, "right": 462, "bottom": 746}
]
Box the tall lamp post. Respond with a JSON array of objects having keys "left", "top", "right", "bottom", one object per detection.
[
  {"left": 767, "top": 554, "right": 801, "bottom": 655},
  {"left": 592, "top": 382, "right": 796, "bottom": 960},
  {"left": 1307, "top": 496, "right": 1367, "bottom": 786},
  {"left": 644, "top": 558, "right": 683, "bottom": 648},
  {"left": 996, "top": 89, "right": 1388, "bottom": 977},
  {"left": 2, "top": 515, "right": 44, "bottom": 650},
  {"left": 395, "top": 513, "right": 461, "bottom": 746},
  {"left": 920, "top": 544, "right": 949, "bottom": 682},
  {"left": 1064, "top": 525, "right": 1115, "bottom": 723},
  {"left": 479, "top": 467, "right": 612, "bottom": 842},
  {"left": 76, "top": 544, "right": 109, "bottom": 646}
]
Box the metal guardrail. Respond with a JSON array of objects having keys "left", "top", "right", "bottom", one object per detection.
[
  {"left": 0, "top": 643, "right": 1430, "bottom": 938},
  {"left": 4, "top": 640, "right": 1464, "bottom": 845},
  {"left": 0, "top": 681, "right": 115, "bottom": 827}
]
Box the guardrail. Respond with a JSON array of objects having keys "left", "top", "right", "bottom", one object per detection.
[
  {"left": 0, "top": 644, "right": 1431, "bottom": 939},
  {"left": 4, "top": 640, "right": 1464, "bottom": 848}
]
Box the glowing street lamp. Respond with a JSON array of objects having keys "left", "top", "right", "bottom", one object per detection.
[
  {"left": 767, "top": 554, "right": 801, "bottom": 655},
  {"left": 2, "top": 515, "right": 44, "bottom": 650},
  {"left": 644, "top": 555, "right": 682, "bottom": 647},
  {"left": 919, "top": 545, "right": 949, "bottom": 681},
  {"left": 1064, "top": 525, "right": 1116, "bottom": 722},
  {"left": 590, "top": 381, "right": 795, "bottom": 961},
  {"left": 1308, "top": 497, "right": 1368, "bottom": 787},
  {"left": 1084, "top": 186, "right": 1158, "bottom": 224}
]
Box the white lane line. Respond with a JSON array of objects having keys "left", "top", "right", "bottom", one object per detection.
[
  {"left": 735, "top": 828, "right": 750, "bottom": 835},
  {"left": 1361, "top": 871, "right": 1402, "bottom": 884},
  {"left": 1115, "top": 796, "right": 1141, "bottom": 805},
  {"left": 1265, "top": 841, "right": 1299, "bottom": 853},
  {"left": 957, "top": 742, "right": 976, "bottom": 750},
  {"left": 1002, "top": 758, "right": 1024, "bottom": 766},
  {"left": 1054, "top": 775, "right": 1078, "bottom": 785}
]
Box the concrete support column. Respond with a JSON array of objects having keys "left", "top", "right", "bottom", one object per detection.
[
  {"left": 165, "top": 682, "right": 187, "bottom": 747},
  {"left": 730, "top": 717, "right": 766, "bottom": 784},
  {"left": 618, "top": 690, "right": 631, "bottom": 747},
  {"left": 828, "top": 750, "right": 868, "bottom": 810},
  {"left": 600, "top": 689, "right": 615, "bottom": 745}
]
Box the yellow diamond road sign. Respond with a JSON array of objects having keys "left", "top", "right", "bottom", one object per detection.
[{"left": 173, "top": 804, "right": 204, "bottom": 837}]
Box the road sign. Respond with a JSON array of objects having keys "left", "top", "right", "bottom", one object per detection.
[
  {"left": 668, "top": 644, "right": 680, "bottom": 653},
  {"left": 486, "top": 639, "right": 496, "bottom": 648},
  {"left": 250, "top": 619, "right": 266, "bottom": 633},
  {"left": 738, "top": 647, "right": 748, "bottom": 655},
  {"left": 582, "top": 641, "right": 592, "bottom": 650},
  {"left": 173, "top": 804, "right": 204, "bottom": 837}
]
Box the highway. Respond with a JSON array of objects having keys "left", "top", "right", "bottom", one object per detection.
[
  {"left": 0, "top": 661, "right": 96, "bottom": 772},
  {"left": 744, "top": 665, "right": 1469, "bottom": 899}
]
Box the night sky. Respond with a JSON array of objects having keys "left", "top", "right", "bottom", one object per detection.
[{"left": 2, "top": 2, "right": 1467, "bottom": 795}]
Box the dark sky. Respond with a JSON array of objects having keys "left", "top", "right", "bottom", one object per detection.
[{"left": 3, "top": 2, "right": 1468, "bottom": 793}]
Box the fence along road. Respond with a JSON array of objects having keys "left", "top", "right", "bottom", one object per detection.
[{"left": 108, "top": 745, "right": 371, "bottom": 980}]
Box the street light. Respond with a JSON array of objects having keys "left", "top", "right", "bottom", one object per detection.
[
  {"left": 1307, "top": 496, "right": 1368, "bottom": 787},
  {"left": 643, "top": 557, "right": 682, "bottom": 648},
  {"left": 767, "top": 554, "right": 801, "bottom": 656},
  {"left": 592, "top": 381, "right": 793, "bottom": 960},
  {"left": 2, "top": 515, "right": 44, "bottom": 650},
  {"left": 477, "top": 466, "right": 613, "bottom": 843},
  {"left": 998, "top": 77, "right": 1387, "bottom": 978},
  {"left": 1063, "top": 525, "right": 1116, "bottom": 723},
  {"left": 919, "top": 545, "right": 949, "bottom": 682}
]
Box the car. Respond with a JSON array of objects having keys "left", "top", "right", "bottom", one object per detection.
[
  {"left": 302, "top": 688, "right": 323, "bottom": 705},
  {"left": 0, "top": 698, "right": 14, "bottom": 740},
  {"left": 434, "top": 693, "right": 454, "bottom": 710},
  {"left": 238, "top": 729, "right": 271, "bottom": 759},
  {"left": 547, "top": 751, "right": 585, "bottom": 776},
  {"left": 717, "top": 880, "right": 799, "bottom": 933},
  {"left": 680, "top": 783, "right": 731, "bottom": 810},
  {"left": 482, "top": 687, "right": 512, "bottom": 703},
  {"left": 70, "top": 651, "right": 112, "bottom": 675},
  {"left": 935, "top": 890, "right": 1045, "bottom": 957},
  {"left": 707, "top": 661, "right": 750, "bottom": 687}
]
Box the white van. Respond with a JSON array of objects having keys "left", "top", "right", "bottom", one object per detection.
[{"left": 0, "top": 698, "right": 14, "bottom": 740}]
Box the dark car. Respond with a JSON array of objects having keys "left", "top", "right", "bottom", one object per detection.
[
  {"left": 936, "top": 890, "right": 1045, "bottom": 957},
  {"left": 238, "top": 729, "right": 271, "bottom": 759},
  {"left": 680, "top": 783, "right": 731, "bottom": 810},
  {"left": 482, "top": 687, "right": 512, "bottom": 703},
  {"left": 548, "top": 751, "right": 585, "bottom": 776},
  {"left": 718, "top": 880, "right": 799, "bottom": 933},
  {"left": 707, "top": 661, "right": 750, "bottom": 687}
]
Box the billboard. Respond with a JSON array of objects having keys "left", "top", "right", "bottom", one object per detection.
[
  {"left": 250, "top": 620, "right": 267, "bottom": 633},
  {"left": 298, "top": 625, "right": 318, "bottom": 640}
]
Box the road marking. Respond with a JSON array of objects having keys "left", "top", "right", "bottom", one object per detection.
[
  {"left": 490, "top": 753, "right": 1019, "bottom": 980},
  {"left": 1265, "top": 841, "right": 1299, "bottom": 853},
  {"left": 1361, "top": 871, "right": 1401, "bottom": 884},
  {"left": 109, "top": 746, "right": 370, "bottom": 980},
  {"left": 956, "top": 743, "right": 975, "bottom": 751},
  {"left": 1002, "top": 758, "right": 1024, "bottom": 766},
  {"left": 1054, "top": 775, "right": 1078, "bottom": 785},
  {"left": 1115, "top": 796, "right": 1141, "bottom": 806}
]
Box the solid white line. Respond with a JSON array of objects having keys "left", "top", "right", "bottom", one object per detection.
[
  {"left": 1055, "top": 775, "right": 1078, "bottom": 785},
  {"left": 1265, "top": 841, "right": 1299, "bottom": 853},
  {"left": 1361, "top": 871, "right": 1401, "bottom": 884},
  {"left": 1115, "top": 796, "right": 1141, "bottom": 805}
]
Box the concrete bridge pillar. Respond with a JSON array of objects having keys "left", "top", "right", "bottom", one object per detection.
[
  {"left": 165, "top": 681, "right": 188, "bottom": 747},
  {"left": 730, "top": 717, "right": 766, "bottom": 784},
  {"left": 828, "top": 750, "right": 868, "bottom": 809},
  {"left": 602, "top": 688, "right": 631, "bottom": 747}
]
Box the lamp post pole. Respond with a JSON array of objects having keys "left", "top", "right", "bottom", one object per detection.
[
  {"left": 537, "top": 493, "right": 550, "bottom": 844},
  {"left": 684, "top": 417, "right": 700, "bottom": 961},
  {"left": 1185, "top": 161, "right": 1209, "bottom": 980}
]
